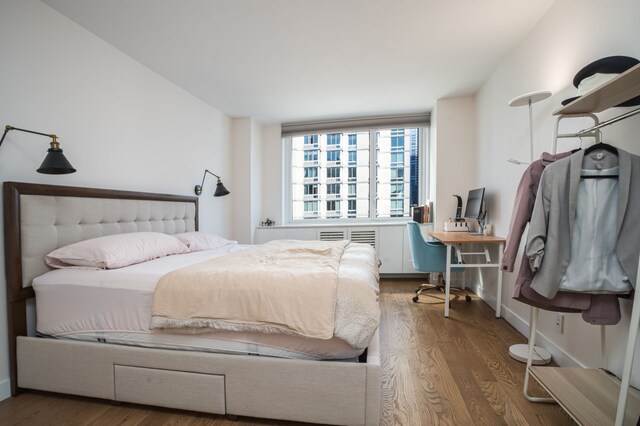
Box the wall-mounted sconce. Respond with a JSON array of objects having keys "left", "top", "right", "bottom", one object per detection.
[
  {"left": 194, "top": 169, "right": 230, "bottom": 197},
  {"left": 0, "top": 125, "right": 76, "bottom": 174}
]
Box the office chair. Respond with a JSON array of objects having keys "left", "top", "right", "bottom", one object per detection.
[{"left": 406, "top": 221, "right": 470, "bottom": 304}]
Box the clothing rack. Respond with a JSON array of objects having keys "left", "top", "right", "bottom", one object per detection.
[
  {"left": 523, "top": 63, "right": 640, "bottom": 425},
  {"left": 578, "top": 106, "right": 640, "bottom": 136},
  {"left": 551, "top": 113, "right": 600, "bottom": 154}
]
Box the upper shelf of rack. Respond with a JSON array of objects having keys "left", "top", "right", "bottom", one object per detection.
[{"left": 554, "top": 63, "right": 640, "bottom": 115}]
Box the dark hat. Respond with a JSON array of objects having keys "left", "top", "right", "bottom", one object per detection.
[{"left": 561, "top": 55, "right": 640, "bottom": 106}]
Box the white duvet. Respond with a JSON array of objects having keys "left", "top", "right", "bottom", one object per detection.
[{"left": 33, "top": 241, "right": 380, "bottom": 351}]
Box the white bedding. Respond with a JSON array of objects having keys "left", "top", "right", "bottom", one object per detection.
[{"left": 32, "top": 243, "right": 380, "bottom": 360}]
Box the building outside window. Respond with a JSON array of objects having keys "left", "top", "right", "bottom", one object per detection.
[{"left": 288, "top": 125, "right": 425, "bottom": 221}]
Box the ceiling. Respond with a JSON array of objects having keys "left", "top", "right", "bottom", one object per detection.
[{"left": 42, "top": 0, "right": 556, "bottom": 124}]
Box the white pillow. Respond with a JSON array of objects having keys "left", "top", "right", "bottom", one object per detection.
[
  {"left": 174, "top": 232, "right": 237, "bottom": 252},
  {"left": 45, "top": 232, "right": 189, "bottom": 269}
]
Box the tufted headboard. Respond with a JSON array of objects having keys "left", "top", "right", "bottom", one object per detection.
[
  {"left": 3, "top": 181, "right": 199, "bottom": 393},
  {"left": 4, "top": 182, "right": 198, "bottom": 295}
]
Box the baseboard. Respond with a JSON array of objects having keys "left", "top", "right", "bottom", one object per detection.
[
  {"left": 501, "top": 305, "right": 584, "bottom": 368},
  {"left": 470, "top": 282, "right": 584, "bottom": 368},
  {"left": 0, "top": 377, "right": 11, "bottom": 401}
]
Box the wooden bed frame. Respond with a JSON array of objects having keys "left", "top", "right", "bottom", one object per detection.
[{"left": 3, "top": 181, "right": 380, "bottom": 426}]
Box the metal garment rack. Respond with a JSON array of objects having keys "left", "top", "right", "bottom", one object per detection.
[{"left": 524, "top": 64, "right": 640, "bottom": 425}]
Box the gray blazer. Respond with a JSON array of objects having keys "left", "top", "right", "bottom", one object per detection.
[{"left": 527, "top": 147, "right": 640, "bottom": 299}]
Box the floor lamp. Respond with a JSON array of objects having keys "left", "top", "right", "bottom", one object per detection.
[
  {"left": 507, "top": 90, "right": 552, "bottom": 164},
  {"left": 507, "top": 90, "right": 552, "bottom": 365}
]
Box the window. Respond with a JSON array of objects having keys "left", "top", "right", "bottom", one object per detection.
[
  {"left": 390, "top": 183, "right": 404, "bottom": 198},
  {"left": 390, "top": 168, "right": 404, "bottom": 181},
  {"left": 326, "top": 167, "right": 341, "bottom": 179},
  {"left": 348, "top": 167, "right": 357, "bottom": 181},
  {"left": 304, "top": 149, "right": 318, "bottom": 162},
  {"left": 327, "top": 200, "right": 340, "bottom": 214},
  {"left": 327, "top": 183, "right": 340, "bottom": 195},
  {"left": 348, "top": 200, "right": 357, "bottom": 218},
  {"left": 304, "top": 184, "right": 318, "bottom": 196},
  {"left": 287, "top": 125, "right": 426, "bottom": 221},
  {"left": 327, "top": 133, "right": 341, "bottom": 148},
  {"left": 391, "top": 129, "right": 404, "bottom": 151},
  {"left": 348, "top": 150, "right": 357, "bottom": 165},
  {"left": 390, "top": 152, "right": 404, "bottom": 167},
  {"left": 326, "top": 150, "right": 341, "bottom": 163},
  {"left": 304, "top": 201, "right": 318, "bottom": 218},
  {"left": 390, "top": 200, "right": 404, "bottom": 217},
  {"left": 348, "top": 183, "right": 356, "bottom": 198},
  {"left": 304, "top": 167, "right": 318, "bottom": 179}
]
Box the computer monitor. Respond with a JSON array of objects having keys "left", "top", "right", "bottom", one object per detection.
[{"left": 464, "top": 187, "right": 485, "bottom": 220}]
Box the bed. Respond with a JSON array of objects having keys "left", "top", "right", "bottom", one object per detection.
[{"left": 3, "top": 181, "right": 381, "bottom": 426}]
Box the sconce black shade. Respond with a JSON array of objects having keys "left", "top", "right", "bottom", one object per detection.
[
  {"left": 1, "top": 125, "right": 76, "bottom": 174},
  {"left": 195, "top": 169, "right": 230, "bottom": 197},
  {"left": 214, "top": 180, "right": 230, "bottom": 197},
  {"left": 37, "top": 144, "right": 76, "bottom": 174}
]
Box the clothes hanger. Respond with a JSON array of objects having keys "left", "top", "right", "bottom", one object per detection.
[
  {"left": 583, "top": 131, "right": 617, "bottom": 156},
  {"left": 581, "top": 131, "right": 618, "bottom": 178},
  {"left": 584, "top": 142, "right": 618, "bottom": 155},
  {"left": 581, "top": 139, "right": 619, "bottom": 179}
]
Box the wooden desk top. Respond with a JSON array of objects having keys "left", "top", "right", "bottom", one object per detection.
[{"left": 427, "top": 231, "right": 506, "bottom": 245}]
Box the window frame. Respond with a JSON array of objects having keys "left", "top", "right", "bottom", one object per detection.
[{"left": 284, "top": 125, "right": 428, "bottom": 224}]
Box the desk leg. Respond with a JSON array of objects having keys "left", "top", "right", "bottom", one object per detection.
[
  {"left": 445, "top": 244, "right": 451, "bottom": 318},
  {"left": 496, "top": 242, "right": 504, "bottom": 318}
]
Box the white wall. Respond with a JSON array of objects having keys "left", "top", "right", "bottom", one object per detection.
[
  {"left": 0, "top": 0, "right": 232, "bottom": 399},
  {"left": 476, "top": 0, "right": 640, "bottom": 382},
  {"left": 260, "top": 124, "right": 285, "bottom": 224},
  {"left": 432, "top": 97, "right": 478, "bottom": 229},
  {"left": 230, "top": 117, "right": 264, "bottom": 243}
]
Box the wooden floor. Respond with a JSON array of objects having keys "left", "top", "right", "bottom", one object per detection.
[{"left": 0, "top": 279, "right": 574, "bottom": 425}]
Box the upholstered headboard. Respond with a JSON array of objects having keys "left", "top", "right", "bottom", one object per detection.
[
  {"left": 4, "top": 182, "right": 198, "bottom": 292},
  {"left": 3, "top": 181, "right": 199, "bottom": 395}
]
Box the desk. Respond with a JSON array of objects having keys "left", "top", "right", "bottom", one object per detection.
[{"left": 427, "top": 231, "right": 506, "bottom": 318}]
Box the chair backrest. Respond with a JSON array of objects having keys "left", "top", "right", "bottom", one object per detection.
[{"left": 406, "top": 221, "right": 449, "bottom": 273}]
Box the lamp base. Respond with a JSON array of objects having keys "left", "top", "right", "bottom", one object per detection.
[
  {"left": 509, "top": 343, "right": 552, "bottom": 365},
  {"left": 194, "top": 185, "right": 203, "bottom": 196}
]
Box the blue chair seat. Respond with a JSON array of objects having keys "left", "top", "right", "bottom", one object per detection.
[{"left": 406, "top": 221, "right": 469, "bottom": 304}]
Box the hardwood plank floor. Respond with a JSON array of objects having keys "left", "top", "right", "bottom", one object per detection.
[{"left": 0, "top": 279, "right": 574, "bottom": 425}]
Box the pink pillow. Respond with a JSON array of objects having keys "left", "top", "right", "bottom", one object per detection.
[
  {"left": 45, "top": 232, "right": 189, "bottom": 269},
  {"left": 174, "top": 232, "right": 237, "bottom": 252}
]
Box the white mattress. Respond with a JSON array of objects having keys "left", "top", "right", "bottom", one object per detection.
[{"left": 32, "top": 244, "right": 364, "bottom": 360}]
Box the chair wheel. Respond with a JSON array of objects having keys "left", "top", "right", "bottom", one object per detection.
[
  {"left": 412, "top": 296, "right": 419, "bottom": 303},
  {"left": 466, "top": 295, "right": 472, "bottom": 302}
]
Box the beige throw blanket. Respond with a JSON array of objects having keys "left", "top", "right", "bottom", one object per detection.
[{"left": 151, "top": 239, "right": 348, "bottom": 340}]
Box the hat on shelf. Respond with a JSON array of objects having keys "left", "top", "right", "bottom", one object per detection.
[{"left": 561, "top": 55, "right": 640, "bottom": 106}]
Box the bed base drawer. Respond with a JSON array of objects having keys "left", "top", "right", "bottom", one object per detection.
[{"left": 114, "top": 365, "right": 225, "bottom": 414}]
